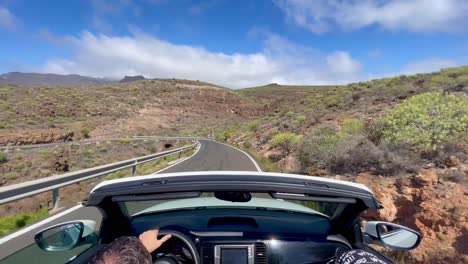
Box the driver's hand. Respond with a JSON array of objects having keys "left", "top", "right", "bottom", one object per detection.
[{"left": 139, "top": 229, "right": 172, "bottom": 253}]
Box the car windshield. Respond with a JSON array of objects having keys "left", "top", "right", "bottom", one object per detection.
[{"left": 118, "top": 192, "right": 341, "bottom": 218}]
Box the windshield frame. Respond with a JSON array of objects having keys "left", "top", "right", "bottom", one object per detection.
[{"left": 116, "top": 192, "right": 347, "bottom": 219}]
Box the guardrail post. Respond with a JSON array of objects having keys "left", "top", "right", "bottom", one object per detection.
[
  {"left": 178, "top": 150, "right": 182, "bottom": 159},
  {"left": 52, "top": 188, "right": 60, "bottom": 210},
  {"left": 132, "top": 163, "right": 137, "bottom": 177}
]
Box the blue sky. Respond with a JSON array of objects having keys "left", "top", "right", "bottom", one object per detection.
[{"left": 1, "top": 0, "right": 468, "bottom": 88}]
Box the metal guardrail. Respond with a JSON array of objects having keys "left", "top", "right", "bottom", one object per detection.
[
  {"left": 0, "top": 136, "right": 200, "bottom": 150},
  {"left": 0, "top": 141, "right": 199, "bottom": 208}
]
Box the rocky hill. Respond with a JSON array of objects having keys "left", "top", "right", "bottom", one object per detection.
[
  {"left": 0, "top": 72, "right": 113, "bottom": 87},
  {"left": 0, "top": 78, "right": 263, "bottom": 145},
  {"left": 229, "top": 66, "right": 468, "bottom": 264},
  {"left": 119, "top": 75, "right": 146, "bottom": 83}
]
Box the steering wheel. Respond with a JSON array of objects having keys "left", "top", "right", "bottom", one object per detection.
[{"left": 153, "top": 230, "right": 200, "bottom": 264}]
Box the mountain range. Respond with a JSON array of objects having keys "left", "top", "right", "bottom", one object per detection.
[{"left": 0, "top": 72, "right": 115, "bottom": 87}]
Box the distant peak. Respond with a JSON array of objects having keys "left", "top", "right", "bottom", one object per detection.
[{"left": 119, "top": 75, "right": 146, "bottom": 83}]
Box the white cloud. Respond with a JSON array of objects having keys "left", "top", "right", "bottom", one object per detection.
[
  {"left": 274, "top": 0, "right": 468, "bottom": 33},
  {"left": 0, "top": 6, "right": 19, "bottom": 31},
  {"left": 42, "top": 31, "right": 364, "bottom": 88}
]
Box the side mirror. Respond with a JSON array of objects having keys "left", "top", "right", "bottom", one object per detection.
[
  {"left": 364, "top": 221, "right": 421, "bottom": 251},
  {"left": 35, "top": 220, "right": 96, "bottom": 252}
]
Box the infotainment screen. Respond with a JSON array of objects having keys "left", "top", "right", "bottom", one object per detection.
[{"left": 221, "top": 248, "right": 248, "bottom": 264}]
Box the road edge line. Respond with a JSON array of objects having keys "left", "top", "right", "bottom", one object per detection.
[
  {"left": 153, "top": 142, "right": 201, "bottom": 174},
  {"left": 0, "top": 204, "right": 83, "bottom": 244},
  {"left": 207, "top": 140, "right": 262, "bottom": 172}
]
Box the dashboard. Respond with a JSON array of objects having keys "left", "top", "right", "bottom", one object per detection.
[
  {"left": 153, "top": 231, "right": 350, "bottom": 264},
  {"left": 131, "top": 209, "right": 352, "bottom": 264}
]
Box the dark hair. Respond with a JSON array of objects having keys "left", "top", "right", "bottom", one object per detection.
[{"left": 88, "top": 236, "right": 151, "bottom": 264}]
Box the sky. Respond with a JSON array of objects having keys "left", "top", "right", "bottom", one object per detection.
[{"left": 1, "top": 0, "right": 468, "bottom": 88}]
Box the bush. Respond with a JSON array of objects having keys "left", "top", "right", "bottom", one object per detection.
[
  {"left": 80, "top": 128, "right": 91, "bottom": 138},
  {"left": 380, "top": 92, "right": 468, "bottom": 154},
  {"left": 117, "top": 137, "right": 131, "bottom": 144},
  {"left": 440, "top": 66, "right": 468, "bottom": 77},
  {"left": 38, "top": 149, "right": 49, "bottom": 158},
  {"left": 248, "top": 121, "right": 260, "bottom": 132},
  {"left": 295, "top": 115, "right": 306, "bottom": 123},
  {"left": 217, "top": 130, "right": 234, "bottom": 141},
  {"left": 269, "top": 132, "right": 300, "bottom": 155},
  {"left": 0, "top": 152, "right": 7, "bottom": 163},
  {"left": 330, "top": 136, "right": 418, "bottom": 175},
  {"left": 81, "top": 149, "right": 95, "bottom": 158},
  {"left": 286, "top": 111, "right": 294, "bottom": 117},
  {"left": 430, "top": 75, "right": 457, "bottom": 88},
  {"left": 341, "top": 119, "right": 364, "bottom": 135},
  {"left": 0, "top": 208, "right": 48, "bottom": 236},
  {"left": 299, "top": 128, "right": 341, "bottom": 169},
  {"left": 299, "top": 128, "right": 417, "bottom": 175}
]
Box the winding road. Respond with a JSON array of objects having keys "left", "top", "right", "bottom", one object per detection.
[{"left": 0, "top": 140, "right": 261, "bottom": 260}]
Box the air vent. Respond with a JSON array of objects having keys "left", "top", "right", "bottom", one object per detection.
[
  {"left": 201, "top": 244, "right": 212, "bottom": 264},
  {"left": 255, "top": 243, "right": 267, "bottom": 264}
]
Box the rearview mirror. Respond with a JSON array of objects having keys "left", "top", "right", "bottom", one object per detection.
[
  {"left": 214, "top": 191, "right": 252, "bottom": 202},
  {"left": 34, "top": 220, "right": 96, "bottom": 251},
  {"left": 364, "top": 221, "right": 421, "bottom": 251}
]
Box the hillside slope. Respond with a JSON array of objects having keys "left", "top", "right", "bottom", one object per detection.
[
  {"left": 0, "top": 79, "right": 263, "bottom": 145},
  {"left": 230, "top": 66, "right": 468, "bottom": 264}
]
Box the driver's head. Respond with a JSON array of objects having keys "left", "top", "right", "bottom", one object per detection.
[{"left": 88, "top": 236, "right": 151, "bottom": 264}]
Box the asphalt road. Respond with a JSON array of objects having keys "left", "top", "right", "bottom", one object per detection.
[
  {"left": 0, "top": 140, "right": 261, "bottom": 260},
  {"left": 160, "top": 140, "right": 261, "bottom": 172}
]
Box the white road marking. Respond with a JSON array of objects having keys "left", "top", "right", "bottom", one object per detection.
[{"left": 0, "top": 204, "right": 83, "bottom": 244}]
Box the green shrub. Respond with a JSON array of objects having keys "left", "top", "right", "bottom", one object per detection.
[
  {"left": 286, "top": 111, "right": 294, "bottom": 117},
  {"left": 440, "top": 66, "right": 468, "bottom": 77},
  {"left": 299, "top": 128, "right": 341, "bottom": 169},
  {"left": 26, "top": 120, "right": 37, "bottom": 125},
  {"left": 81, "top": 149, "right": 95, "bottom": 158},
  {"left": 269, "top": 132, "right": 300, "bottom": 155},
  {"left": 0, "top": 152, "right": 7, "bottom": 163},
  {"left": 97, "top": 146, "right": 108, "bottom": 152},
  {"left": 324, "top": 94, "right": 345, "bottom": 106},
  {"left": 248, "top": 121, "right": 261, "bottom": 132},
  {"left": 38, "top": 149, "right": 49, "bottom": 158},
  {"left": 3, "top": 172, "right": 19, "bottom": 179},
  {"left": 341, "top": 119, "right": 364, "bottom": 135},
  {"left": 295, "top": 115, "right": 306, "bottom": 123},
  {"left": 117, "top": 137, "right": 131, "bottom": 144},
  {"left": 330, "top": 136, "right": 418, "bottom": 175},
  {"left": 430, "top": 75, "right": 456, "bottom": 88},
  {"left": 0, "top": 208, "right": 48, "bottom": 236},
  {"left": 80, "top": 128, "right": 91, "bottom": 138},
  {"left": 456, "top": 75, "right": 468, "bottom": 84},
  {"left": 380, "top": 92, "right": 468, "bottom": 154},
  {"left": 217, "top": 129, "right": 234, "bottom": 141},
  {"left": 299, "top": 130, "right": 417, "bottom": 175}
]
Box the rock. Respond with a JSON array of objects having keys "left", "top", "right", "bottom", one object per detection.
[
  {"left": 445, "top": 156, "right": 461, "bottom": 167},
  {"left": 423, "top": 162, "right": 435, "bottom": 169},
  {"left": 282, "top": 155, "right": 300, "bottom": 172},
  {"left": 414, "top": 169, "right": 438, "bottom": 186},
  {"left": 0, "top": 130, "right": 74, "bottom": 146},
  {"left": 263, "top": 149, "right": 283, "bottom": 162}
]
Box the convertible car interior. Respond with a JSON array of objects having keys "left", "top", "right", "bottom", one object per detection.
[{"left": 0, "top": 172, "right": 422, "bottom": 264}]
